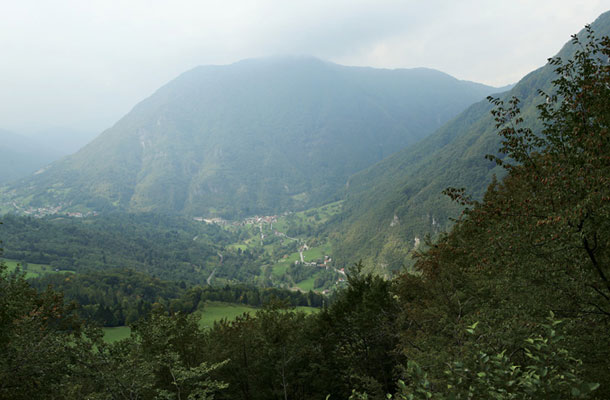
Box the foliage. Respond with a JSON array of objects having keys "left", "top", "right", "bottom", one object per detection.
[
  {"left": 392, "top": 22, "right": 610, "bottom": 398},
  {"left": 390, "top": 316, "right": 598, "bottom": 399},
  {"left": 0, "top": 262, "right": 89, "bottom": 399},
  {"left": 0, "top": 212, "right": 273, "bottom": 284},
  {"left": 30, "top": 269, "right": 324, "bottom": 327}
]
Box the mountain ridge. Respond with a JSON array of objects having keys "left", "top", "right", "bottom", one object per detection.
[
  {"left": 2, "top": 57, "right": 500, "bottom": 217},
  {"left": 328, "top": 10, "right": 610, "bottom": 271}
]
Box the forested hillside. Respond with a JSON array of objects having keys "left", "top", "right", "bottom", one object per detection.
[
  {"left": 0, "top": 213, "right": 238, "bottom": 283},
  {"left": 1, "top": 58, "right": 498, "bottom": 218},
  {"left": 328, "top": 11, "right": 610, "bottom": 272}
]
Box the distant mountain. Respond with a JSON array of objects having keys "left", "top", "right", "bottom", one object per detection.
[
  {"left": 1, "top": 57, "right": 499, "bottom": 217},
  {"left": 22, "top": 127, "right": 99, "bottom": 156},
  {"left": 329, "top": 11, "right": 610, "bottom": 271},
  {"left": 0, "top": 130, "right": 62, "bottom": 184}
]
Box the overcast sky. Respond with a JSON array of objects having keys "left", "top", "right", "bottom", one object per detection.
[{"left": 0, "top": 0, "right": 608, "bottom": 142}]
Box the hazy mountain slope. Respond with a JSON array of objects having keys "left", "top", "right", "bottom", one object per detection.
[
  {"left": 330, "top": 11, "right": 610, "bottom": 271},
  {"left": 1, "top": 57, "right": 498, "bottom": 217},
  {"left": 0, "top": 130, "right": 62, "bottom": 184}
]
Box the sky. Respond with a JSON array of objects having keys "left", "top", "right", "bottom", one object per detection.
[{"left": 0, "top": 0, "right": 608, "bottom": 148}]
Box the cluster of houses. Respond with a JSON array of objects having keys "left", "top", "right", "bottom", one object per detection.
[
  {"left": 65, "top": 211, "right": 98, "bottom": 218},
  {"left": 10, "top": 201, "right": 64, "bottom": 217},
  {"left": 194, "top": 212, "right": 293, "bottom": 227},
  {"left": 194, "top": 216, "right": 229, "bottom": 225},
  {"left": 8, "top": 201, "right": 98, "bottom": 219},
  {"left": 22, "top": 205, "right": 63, "bottom": 217},
  {"left": 295, "top": 254, "right": 334, "bottom": 269}
]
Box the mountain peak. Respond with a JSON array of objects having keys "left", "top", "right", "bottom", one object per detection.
[{"left": 2, "top": 55, "right": 500, "bottom": 218}]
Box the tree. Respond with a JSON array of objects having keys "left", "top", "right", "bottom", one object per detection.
[
  {"left": 394, "top": 26, "right": 610, "bottom": 396},
  {"left": 485, "top": 26, "right": 610, "bottom": 317},
  {"left": 0, "top": 263, "right": 93, "bottom": 399},
  {"left": 386, "top": 315, "right": 599, "bottom": 400}
]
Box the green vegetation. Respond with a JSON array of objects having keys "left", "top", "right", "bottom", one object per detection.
[
  {"left": 3, "top": 259, "right": 72, "bottom": 279},
  {"left": 102, "top": 302, "right": 320, "bottom": 344},
  {"left": 0, "top": 200, "right": 343, "bottom": 292},
  {"left": 102, "top": 326, "right": 131, "bottom": 343},
  {"left": 294, "top": 275, "right": 316, "bottom": 291},
  {"left": 198, "top": 302, "right": 256, "bottom": 328},
  {"left": 30, "top": 269, "right": 325, "bottom": 328},
  {"left": 0, "top": 213, "right": 262, "bottom": 284}
]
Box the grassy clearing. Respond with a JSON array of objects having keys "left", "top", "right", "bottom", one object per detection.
[
  {"left": 3, "top": 259, "right": 73, "bottom": 279},
  {"left": 272, "top": 218, "right": 288, "bottom": 232},
  {"left": 303, "top": 244, "right": 330, "bottom": 262},
  {"left": 296, "top": 275, "right": 317, "bottom": 291},
  {"left": 103, "top": 326, "right": 131, "bottom": 343},
  {"left": 270, "top": 248, "right": 302, "bottom": 278},
  {"left": 272, "top": 250, "right": 300, "bottom": 267},
  {"left": 227, "top": 243, "right": 248, "bottom": 251},
  {"left": 102, "top": 303, "right": 320, "bottom": 343},
  {"left": 198, "top": 302, "right": 256, "bottom": 328},
  {"left": 271, "top": 201, "right": 342, "bottom": 235},
  {"left": 295, "top": 306, "right": 320, "bottom": 315},
  {"left": 271, "top": 261, "right": 290, "bottom": 278},
  {"left": 198, "top": 302, "right": 320, "bottom": 328}
]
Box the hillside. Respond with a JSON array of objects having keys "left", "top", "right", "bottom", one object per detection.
[
  {"left": 329, "top": 11, "right": 610, "bottom": 271},
  {"left": 1, "top": 57, "right": 499, "bottom": 218}
]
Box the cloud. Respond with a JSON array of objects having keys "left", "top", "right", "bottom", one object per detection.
[{"left": 0, "top": 0, "right": 607, "bottom": 137}]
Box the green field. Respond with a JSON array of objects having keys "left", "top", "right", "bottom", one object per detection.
[
  {"left": 102, "top": 302, "right": 320, "bottom": 343},
  {"left": 275, "top": 200, "right": 343, "bottom": 231},
  {"left": 102, "top": 326, "right": 131, "bottom": 343},
  {"left": 295, "top": 306, "right": 320, "bottom": 315},
  {"left": 303, "top": 243, "right": 331, "bottom": 262},
  {"left": 295, "top": 276, "right": 317, "bottom": 291},
  {"left": 2, "top": 259, "right": 73, "bottom": 279},
  {"left": 199, "top": 302, "right": 256, "bottom": 328},
  {"left": 227, "top": 243, "right": 248, "bottom": 251},
  {"left": 271, "top": 262, "right": 290, "bottom": 278}
]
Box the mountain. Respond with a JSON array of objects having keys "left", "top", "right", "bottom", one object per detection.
[
  {"left": 1, "top": 57, "right": 499, "bottom": 217},
  {"left": 22, "top": 127, "right": 99, "bottom": 156},
  {"left": 0, "top": 129, "right": 62, "bottom": 184},
  {"left": 329, "top": 11, "right": 610, "bottom": 271}
]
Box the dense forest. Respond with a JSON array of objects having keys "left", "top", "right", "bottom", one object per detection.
[
  {"left": 0, "top": 213, "right": 266, "bottom": 284},
  {"left": 1, "top": 24, "right": 609, "bottom": 400},
  {"left": 29, "top": 269, "right": 324, "bottom": 326}
]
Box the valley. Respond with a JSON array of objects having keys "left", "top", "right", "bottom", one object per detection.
[
  {"left": 2, "top": 9, "right": 610, "bottom": 399},
  {"left": 1, "top": 200, "right": 347, "bottom": 293}
]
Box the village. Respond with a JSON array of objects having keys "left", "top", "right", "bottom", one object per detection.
[
  {"left": 6, "top": 200, "right": 99, "bottom": 218},
  {"left": 194, "top": 210, "right": 347, "bottom": 293}
]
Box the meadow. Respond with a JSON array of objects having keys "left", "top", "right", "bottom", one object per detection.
[
  {"left": 103, "top": 301, "right": 319, "bottom": 343},
  {"left": 3, "top": 259, "right": 73, "bottom": 279}
]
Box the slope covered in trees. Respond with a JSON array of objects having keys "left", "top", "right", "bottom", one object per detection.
[
  {"left": 388, "top": 26, "right": 610, "bottom": 397},
  {"left": 1, "top": 57, "right": 499, "bottom": 218},
  {"left": 0, "top": 213, "right": 240, "bottom": 284},
  {"left": 329, "top": 11, "right": 610, "bottom": 272}
]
